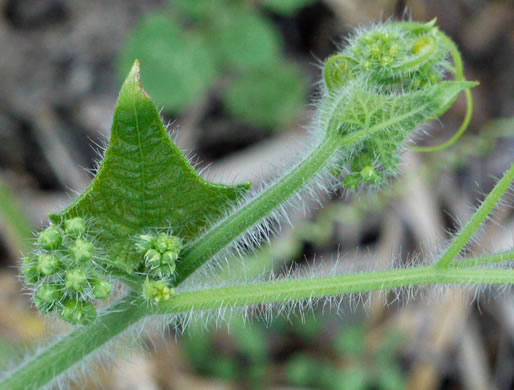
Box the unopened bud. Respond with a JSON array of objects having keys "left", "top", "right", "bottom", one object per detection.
[
  {"left": 360, "top": 166, "right": 378, "bottom": 183},
  {"left": 145, "top": 249, "right": 161, "bottom": 267},
  {"left": 154, "top": 233, "right": 169, "bottom": 253},
  {"left": 135, "top": 234, "right": 155, "bottom": 253},
  {"left": 92, "top": 279, "right": 112, "bottom": 299},
  {"left": 70, "top": 238, "right": 95, "bottom": 263},
  {"left": 22, "top": 257, "right": 40, "bottom": 285},
  {"left": 34, "top": 283, "right": 62, "bottom": 313},
  {"left": 37, "top": 254, "right": 61, "bottom": 275},
  {"left": 64, "top": 217, "right": 86, "bottom": 237},
  {"left": 142, "top": 278, "right": 174, "bottom": 303},
  {"left": 161, "top": 251, "right": 178, "bottom": 265},
  {"left": 37, "top": 225, "right": 62, "bottom": 250},
  {"left": 60, "top": 300, "right": 96, "bottom": 325},
  {"left": 65, "top": 269, "right": 87, "bottom": 292}
]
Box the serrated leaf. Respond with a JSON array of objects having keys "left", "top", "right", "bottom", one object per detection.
[
  {"left": 118, "top": 13, "right": 217, "bottom": 112},
  {"left": 260, "top": 0, "right": 316, "bottom": 15},
  {"left": 222, "top": 63, "right": 307, "bottom": 128},
  {"left": 51, "top": 61, "right": 249, "bottom": 272},
  {"left": 209, "top": 6, "right": 281, "bottom": 71}
]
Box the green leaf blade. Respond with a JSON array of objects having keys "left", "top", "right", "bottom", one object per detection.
[{"left": 51, "top": 61, "right": 249, "bottom": 271}]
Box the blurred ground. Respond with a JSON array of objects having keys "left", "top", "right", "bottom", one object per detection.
[{"left": 0, "top": 0, "right": 513, "bottom": 389}]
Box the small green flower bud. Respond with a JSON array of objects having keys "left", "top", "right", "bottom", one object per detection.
[
  {"left": 37, "top": 254, "right": 61, "bottom": 275},
  {"left": 70, "top": 238, "right": 95, "bottom": 263},
  {"left": 135, "top": 234, "right": 155, "bottom": 253},
  {"left": 369, "top": 43, "right": 380, "bottom": 57},
  {"left": 65, "top": 269, "right": 87, "bottom": 292},
  {"left": 360, "top": 166, "right": 378, "bottom": 183},
  {"left": 161, "top": 251, "right": 178, "bottom": 265},
  {"left": 22, "top": 257, "right": 40, "bottom": 285},
  {"left": 160, "top": 263, "right": 176, "bottom": 277},
  {"left": 380, "top": 55, "right": 393, "bottom": 67},
  {"left": 92, "top": 279, "right": 112, "bottom": 299},
  {"left": 59, "top": 300, "right": 97, "bottom": 325},
  {"left": 64, "top": 217, "right": 86, "bottom": 237},
  {"left": 142, "top": 278, "right": 174, "bottom": 303},
  {"left": 36, "top": 283, "right": 62, "bottom": 302},
  {"left": 37, "top": 225, "right": 62, "bottom": 250},
  {"left": 389, "top": 43, "right": 399, "bottom": 56},
  {"left": 168, "top": 239, "right": 183, "bottom": 254},
  {"left": 34, "top": 283, "right": 62, "bottom": 313},
  {"left": 154, "top": 233, "right": 169, "bottom": 253},
  {"left": 145, "top": 249, "right": 161, "bottom": 267}
]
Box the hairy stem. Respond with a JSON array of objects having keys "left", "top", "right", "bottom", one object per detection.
[
  {"left": 174, "top": 134, "right": 342, "bottom": 285},
  {"left": 0, "top": 294, "right": 149, "bottom": 390},
  {"left": 156, "top": 266, "right": 514, "bottom": 314},
  {"left": 436, "top": 163, "right": 514, "bottom": 268},
  {"left": 453, "top": 249, "right": 514, "bottom": 268}
]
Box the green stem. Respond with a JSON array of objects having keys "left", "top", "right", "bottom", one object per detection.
[
  {"left": 157, "top": 266, "right": 514, "bottom": 314},
  {"left": 453, "top": 249, "right": 514, "bottom": 268},
  {"left": 6, "top": 258, "right": 513, "bottom": 390},
  {"left": 436, "top": 163, "right": 514, "bottom": 268},
  {"left": 0, "top": 294, "right": 149, "bottom": 390},
  {"left": 173, "top": 135, "right": 342, "bottom": 285}
]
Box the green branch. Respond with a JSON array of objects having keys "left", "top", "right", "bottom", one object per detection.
[
  {"left": 436, "top": 163, "right": 514, "bottom": 268},
  {"left": 0, "top": 294, "right": 149, "bottom": 390},
  {"left": 157, "top": 266, "right": 514, "bottom": 314},
  {"left": 5, "top": 261, "right": 512, "bottom": 390},
  {"left": 453, "top": 249, "right": 514, "bottom": 268}
]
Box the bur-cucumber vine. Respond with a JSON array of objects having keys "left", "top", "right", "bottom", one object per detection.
[{"left": 1, "top": 20, "right": 513, "bottom": 390}]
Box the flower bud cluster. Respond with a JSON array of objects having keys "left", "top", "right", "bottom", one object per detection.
[
  {"left": 135, "top": 232, "right": 183, "bottom": 303},
  {"left": 340, "top": 20, "right": 445, "bottom": 90},
  {"left": 22, "top": 217, "right": 112, "bottom": 325},
  {"left": 322, "top": 20, "right": 469, "bottom": 191}
]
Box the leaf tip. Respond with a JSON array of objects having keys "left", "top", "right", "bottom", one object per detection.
[
  {"left": 123, "top": 59, "right": 150, "bottom": 99},
  {"left": 128, "top": 58, "right": 140, "bottom": 75}
]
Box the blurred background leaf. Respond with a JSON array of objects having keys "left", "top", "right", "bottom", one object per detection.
[
  {"left": 208, "top": 3, "right": 282, "bottom": 71},
  {"left": 118, "top": 13, "right": 217, "bottom": 112},
  {"left": 0, "top": 181, "right": 33, "bottom": 254},
  {"left": 261, "top": 0, "right": 317, "bottom": 15},
  {"left": 118, "top": 0, "right": 309, "bottom": 130},
  {"left": 223, "top": 63, "right": 307, "bottom": 128}
]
